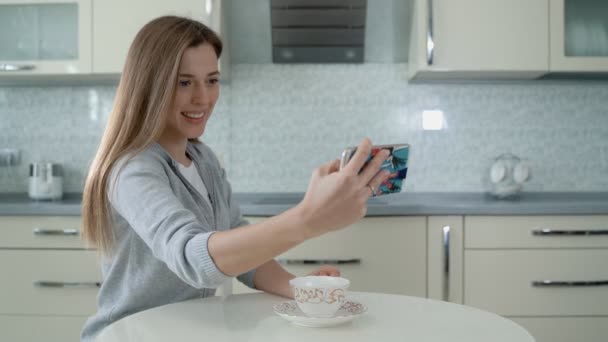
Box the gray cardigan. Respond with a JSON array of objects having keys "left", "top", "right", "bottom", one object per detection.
[{"left": 81, "top": 142, "right": 257, "bottom": 341}]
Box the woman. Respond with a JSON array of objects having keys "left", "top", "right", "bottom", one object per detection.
[{"left": 80, "top": 16, "right": 390, "bottom": 341}]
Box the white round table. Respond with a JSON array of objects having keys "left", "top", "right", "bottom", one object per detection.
[{"left": 96, "top": 292, "right": 534, "bottom": 342}]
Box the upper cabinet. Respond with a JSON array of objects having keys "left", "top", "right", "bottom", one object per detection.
[
  {"left": 408, "top": 0, "right": 549, "bottom": 80},
  {"left": 0, "top": 0, "right": 92, "bottom": 75},
  {"left": 549, "top": 0, "right": 608, "bottom": 72},
  {"left": 0, "top": 0, "right": 225, "bottom": 80},
  {"left": 92, "top": 0, "right": 224, "bottom": 75}
]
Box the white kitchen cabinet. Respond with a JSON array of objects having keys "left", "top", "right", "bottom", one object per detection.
[
  {"left": 510, "top": 317, "right": 608, "bottom": 342},
  {"left": 0, "top": 216, "right": 83, "bottom": 248},
  {"left": 462, "top": 215, "right": 608, "bottom": 342},
  {"left": 0, "top": 216, "right": 100, "bottom": 342},
  {"left": 229, "top": 216, "right": 427, "bottom": 297},
  {"left": 466, "top": 249, "right": 608, "bottom": 316},
  {"left": 0, "top": 0, "right": 92, "bottom": 75},
  {"left": 0, "top": 315, "right": 89, "bottom": 342},
  {"left": 93, "top": 0, "right": 225, "bottom": 75},
  {"left": 0, "top": 250, "right": 100, "bottom": 315},
  {"left": 549, "top": 0, "right": 608, "bottom": 72},
  {"left": 408, "top": 0, "right": 549, "bottom": 80}
]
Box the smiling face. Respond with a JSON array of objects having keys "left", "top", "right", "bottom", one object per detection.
[{"left": 160, "top": 43, "right": 220, "bottom": 145}]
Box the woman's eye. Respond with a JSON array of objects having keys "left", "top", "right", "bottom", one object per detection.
[
  {"left": 208, "top": 78, "right": 219, "bottom": 85},
  {"left": 179, "top": 80, "right": 191, "bottom": 87}
]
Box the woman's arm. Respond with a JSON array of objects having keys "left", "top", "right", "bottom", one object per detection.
[
  {"left": 208, "top": 138, "right": 390, "bottom": 277},
  {"left": 253, "top": 260, "right": 342, "bottom": 298},
  {"left": 253, "top": 260, "right": 296, "bottom": 298}
]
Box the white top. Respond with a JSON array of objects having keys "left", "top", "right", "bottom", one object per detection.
[
  {"left": 95, "top": 292, "right": 534, "bottom": 342},
  {"left": 178, "top": 161, "right": 210, "bottom": 206}
]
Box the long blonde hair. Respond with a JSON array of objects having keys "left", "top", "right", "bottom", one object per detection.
[{"left": 82, "top": 16, "right": 222, "bottom": 255}]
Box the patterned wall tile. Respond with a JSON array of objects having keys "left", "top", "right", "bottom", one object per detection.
[{"left": 1, "top": 64, "right": 608, "bottom": 194}]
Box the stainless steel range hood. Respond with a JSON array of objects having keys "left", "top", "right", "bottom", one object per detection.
[
  {"left": 229, "top": 0, "right": 411, "bottom": 64},
  {"left": 270, "top": 0, "right": 367, "bottom": 63}
]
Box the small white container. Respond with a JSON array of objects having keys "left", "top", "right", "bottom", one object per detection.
[{"left": 28, "top": 163, "right": 63, "bottom": 200}]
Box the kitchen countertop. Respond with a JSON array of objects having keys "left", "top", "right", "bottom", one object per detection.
[{"left": 1, "top": 192, "right": 608, "bottom": 216}]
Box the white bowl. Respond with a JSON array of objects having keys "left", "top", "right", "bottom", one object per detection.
[{"left": 289, "top": 276, "right": 350, "bottom": 318}]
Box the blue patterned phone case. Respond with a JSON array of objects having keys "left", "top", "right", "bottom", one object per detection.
[{"left": 339, "top": 143, "right": 409, "bottom": 196}]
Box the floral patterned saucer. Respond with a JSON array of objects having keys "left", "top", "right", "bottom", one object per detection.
[{"left": 273, "top": 300, "right": 367, "bottom": 327}]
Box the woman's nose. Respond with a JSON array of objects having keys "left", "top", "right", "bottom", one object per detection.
[{"left": 192, "top": 84, "right": 209, "bottom": 105}]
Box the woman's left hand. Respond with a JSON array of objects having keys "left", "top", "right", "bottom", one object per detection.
[{"left": 307, "top": 265, "right": 341, "bottom": 277}]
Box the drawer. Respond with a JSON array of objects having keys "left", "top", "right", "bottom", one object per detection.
[
  {"left": 465, "top": 215, "right": 608, "bottom": 248},
  {"left": 464, "top": 249, "right": 608, "bottom": 316},
  {"left": 0, "top": 250, "right": 101, "bottom": 315},
  {"left": 0, "top": 314, "right": 88, "bottom": 342},
  {"left": 510, "top": 317, "right": 608, "bottom": 342},
  {"left": 245, "top": 216, "right": 427, "bottom": 296},
  {"left": 0, "top": 216, "right": 85, "bottom": 249}
]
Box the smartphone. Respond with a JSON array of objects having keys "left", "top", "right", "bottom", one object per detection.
[{"left": 339, "top": 143, "right": 410, "bottom": 196}]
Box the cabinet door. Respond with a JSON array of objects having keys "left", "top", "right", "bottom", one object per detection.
[
  {"left": 549, "top": 0, "right": 608, "bottom": 71},
  {"left": 0, "top": 216, "right": 84, "bottom": 249},
  {"left": 465, "top": 215, "right": 608, "bottom": 249},
  {"left": 0, "top": 250, "right": 100, "bottom": 315},
  {"left": 233, "top": 217, "right": 427, "bottom": 296},
  {"left": 465, "top": 249, "right": 608, "bottom": 316},
  {"left": 409, "top": 0, "right": 549, "bottom": 80},
  {"left": 0, "top": 315, "right": 88, "bottom": 342},
  {"left": 510, "top": 317, "right": 608, "bottom": 342},
  {"left": 0, "top": 0, "right": 91, "bottom": 75},
  {"left": 92, "top": 0, "right": 217, "bottom": 73}
]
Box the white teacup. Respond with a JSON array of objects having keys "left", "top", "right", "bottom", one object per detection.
[{"left": 289, "top": 276, "right": 350, "bottom": 318}]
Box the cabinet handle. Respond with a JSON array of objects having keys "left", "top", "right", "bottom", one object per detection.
[
  {"left": 426, "top": 0, "right": 435, "bottom": 65},
  {"left": 33, "top": 228, "right": 79, "bottom": 236},
  {"left": 442, "top": 225, "right": 450, "bottom": 301},
  {"left": 532, "top": 229, "right": 608, "bottom": 236},
  {"left": 532, "top": 280, "right": 608, "bottom": 287},
  {"left": 34, "top": 281, "right": 101, "bottom": 288},
  {"left": 277, "top": 258, "right": 361, "bottom": 266},
  {"left": 0, "top": 64, "right": 36, "bottom": 71}
]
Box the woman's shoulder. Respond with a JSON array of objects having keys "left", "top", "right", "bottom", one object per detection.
[{"left": 112, "top": 144, "right": 172, "bottom": 178}]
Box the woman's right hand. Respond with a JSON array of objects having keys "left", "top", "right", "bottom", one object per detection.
[{"left": 295, "top": 138, "right": 391, "bottom": 239}]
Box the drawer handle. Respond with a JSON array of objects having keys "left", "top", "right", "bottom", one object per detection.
[
  {"left": 442, "top": 225, "right": 450, "bottom": 301},
  {"left": 532, "top": 229, "right": 608, "bottom": 236},
  {"left": 33, "top": 228, "right": 79, "bottom": 236},
  {"left": 532, "top": 280, "right": 608, "bottom": 287},
  {"left": 277, "top": 258, "right": 361, "bottom": 266},
  {"left": 426, "top": 0, "right": 435, "bottom": 65},
  {"left": 0, "top": 64, "right": 36, "bottom": 71},
  {"left": 34, "top": 281, "right": 101, "bottom": 288}
]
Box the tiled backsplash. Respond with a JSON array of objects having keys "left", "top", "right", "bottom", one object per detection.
[{"left": 1, "top": 63, "right": 607, "bottom": 193}]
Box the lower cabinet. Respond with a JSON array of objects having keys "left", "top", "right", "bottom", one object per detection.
[
  {"left": 0, "top": 315, "right": 89, "bottom": 342},
  {"left": 4, "top": 213, "right": 607, "bottom": 342},
  {"left": 0, "top": 216, "right": 100, "bottom": 342},
  {"left": 509, "top": 317, "right": 608, "bottom": 342},
  {"left": 464, "top": 249, "right": 608, "bottom": 316},
  {"left": 461, "top": 215, "right": 608, "bottom": 342},
  {"left": 0, "top": 250, "right": 100, "bottom": 315},
  {"left": 233, "top": 216, "right": 428, "bottom": 297}
]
